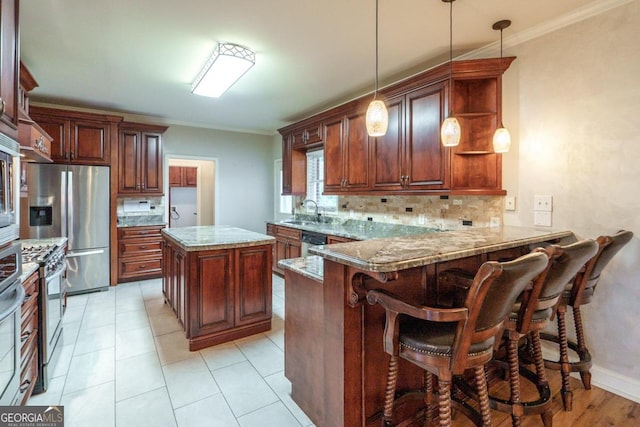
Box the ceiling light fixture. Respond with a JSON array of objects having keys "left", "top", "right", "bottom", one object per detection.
[
  {"left": 492, "top": 19, "right": 512, "bottom": 153},
  {"left": 365, "top": 0, "right": 388, "bottom": 137},
  {"left": 191, "top": 42, "right": 255, "bottom": 98},
  {"left": 440, "top": 0, "right": 461, "bottom": 147}
]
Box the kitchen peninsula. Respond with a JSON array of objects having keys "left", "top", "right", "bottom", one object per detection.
[
  {"left": 162, "top": 226, "right": 275, "bottom": 350},
  {"left": 279, "top": 226, "right": 574, "bottom": 427}
]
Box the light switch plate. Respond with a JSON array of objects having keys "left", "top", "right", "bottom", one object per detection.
[
  {"left": 505, "top": 196, "right": 516, "bottom": 211},
  {"left": 534, "top": 195, "right": 553, "bottom": 212},
  {"left": 534, "top": 211, "right": 552, "bottom": 227}
]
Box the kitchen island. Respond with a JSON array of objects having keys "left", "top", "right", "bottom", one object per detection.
[
  {"left": 162, "top": 226, "right": 275, "bottom": 350},
  {"left": 279, "top": 226, "right": 574, "bottom": 427}
]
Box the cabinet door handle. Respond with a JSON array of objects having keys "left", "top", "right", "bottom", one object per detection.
[
  {"left": 19, "top": 380, "right": 32, "bottom": 393},
  {"left": 139, "top": 245, "right": 148, "bottom": 249},
  {"left": 70, "top": 151, "right": 75, "bottom": 160},
  {"left": 139, "top": 265, "right": 147, "bottom": 269},
  {"left": 0, "top": 98, "right": 5, "bottom": 115},
  {"left": 21, "top": 331, "right": 31, "bottom": 343}
]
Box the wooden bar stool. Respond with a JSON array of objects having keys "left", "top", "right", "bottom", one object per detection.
[
  {"left": 487, "top": 240, "right": 599, "bottom": 427},
  {"left": 367, "top": 251, "right": 550, "bottom": 427},
  {"left": 540, "top": 230, "right": 633, "bottom": 411}
]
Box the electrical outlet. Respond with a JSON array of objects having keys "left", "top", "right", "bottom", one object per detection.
[
  {"left": 534, "top": 211, "right": 552, "bottom": 227},
  {"left": 490, "top": 217, "right": 501, "bottom": 227},
  {"left": 534, "top": 195, "right": 553, "bottom": 212},
  {"left": 505, "top": 196, "right": 516, "bottom": 211},
  {"left": 418, "top": 214, "right": 425, "bottom": 225},
  {"left": 452, "top": 199, "right": 463, "bottom": 206}
]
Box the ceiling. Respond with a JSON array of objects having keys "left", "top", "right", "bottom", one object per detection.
[{"left": 20, "top": 0, "right": 599, "bottom": 135}]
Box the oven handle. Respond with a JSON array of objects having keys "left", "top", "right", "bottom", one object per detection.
[
  {"left": 47, "top": 265, "right": 67, "bottom": 282},
  {"left": 0, "top": 283, "right": 25, "bottom": 323}
]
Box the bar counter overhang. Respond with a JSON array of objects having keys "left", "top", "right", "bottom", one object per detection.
[{"left": 280, "top": 226, "right": 574, "bottom": 427}]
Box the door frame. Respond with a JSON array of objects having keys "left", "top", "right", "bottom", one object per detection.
[{"left": 165, "top": 155, "right": 218, "bottom": 226}]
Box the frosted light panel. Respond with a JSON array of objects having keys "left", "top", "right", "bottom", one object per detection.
[
  {"left": 493, "top": 127, "right": 512, "bottom": 153},
  {"left": 192, "top": 43, "right": 255, "bottom": 98}
]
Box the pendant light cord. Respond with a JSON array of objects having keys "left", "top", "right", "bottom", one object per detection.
[
  {"left": 448, "top": 0, "right": 453, "bottom": 116},
  {"left": 374, "top": 0, "right": 379, "bottom": 100}
]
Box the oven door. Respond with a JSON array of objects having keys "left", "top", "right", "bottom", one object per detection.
[
  {"left": 0, "top": 282, "right": 25, "bottom": 405},
  {"left": 43, "top": 262, "right": 66, "bottom": 363}
]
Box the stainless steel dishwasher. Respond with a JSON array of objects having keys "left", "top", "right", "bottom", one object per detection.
[{"left": 300, "top": 230, "right": 327, "bottom": 257}]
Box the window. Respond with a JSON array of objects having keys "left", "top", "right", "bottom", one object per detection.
[{"left": 306, "top": 150, "right": 337, "bottom": 211}]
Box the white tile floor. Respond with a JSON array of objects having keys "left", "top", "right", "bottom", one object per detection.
[{"left": 27, "top": 275, "right": 315, "bottom": 427}]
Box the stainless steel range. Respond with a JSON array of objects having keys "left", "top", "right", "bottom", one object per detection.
[{"left": 21, "top": 242, "right": 67, "bottom": 394}]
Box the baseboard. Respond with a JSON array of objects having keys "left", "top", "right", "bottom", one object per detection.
[{"left": 589, "top": 364, "right": 640, "bottom": 404}]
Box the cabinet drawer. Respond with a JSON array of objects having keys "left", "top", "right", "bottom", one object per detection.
[
  {"left": 119, "top": 239, "right": 162, "bottom": 257},
  {"left": 119, "top": 257, "right": 162, "bottom": 277},
  {"left": 275, "top": 226, "right": 301, "bottom": 240},
  {"left": 20, "top": 308, "right": 38, "bottom": 358},
  {"left": 15, "top": 347, "right": 38, "bottom": 406},
  {"left": 118, "top": 226, "right": 164, "bottom": 239}
]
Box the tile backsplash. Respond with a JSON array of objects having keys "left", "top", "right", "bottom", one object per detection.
[
  {"left": 116, "top": 196, "right": 166, "bottom": 226},
  {"left": 294, "top": 195, "right": 503, "bottom": 230}
]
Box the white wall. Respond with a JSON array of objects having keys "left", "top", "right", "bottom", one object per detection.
[
  {"left": 163, "top": 125, "right": 274, "bottom": 233},
  {"left": 502, "top": 1, "right": 640, "bottom": 400}
]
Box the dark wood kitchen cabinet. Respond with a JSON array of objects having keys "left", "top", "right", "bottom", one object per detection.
[
  {"left": 291, "top": 121, "right": 323, "bottom": 149},
  {"left": 169, "top": 166, "right": 197, "bottom": 187},
  {"left": 15, "top": 269, "right": 39, "bottom": 405},
  {"left": 117, "top": 225, "right": 165, "bottom": 282},
  {"left": 162, "top": 235, "right": 273, "bottom": 350},
  {"left": 29, "top": 106, "right": 122, "bottom": 165},
  {"left": 281, "top": 133, "right": 306, "bottom": 196},
  {"left": 279, "top": 57, "right": 514, "bottom": 196},
  {"left": 271, "top": 225, "right": 301, "bottom": 275},
  {"left": 0, "top": 0, "right": 20, "bottom": 141},
  {"left": 324, "top": 105, "right": 370, "bottom": 193},
  {"left": 370, "top": 83, "right": 450, "bottom": 192},
  {"left": 118, "top": 122, "right": 167, "bottom": 195}
]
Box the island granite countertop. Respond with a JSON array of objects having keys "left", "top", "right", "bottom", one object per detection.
[
  {"left": 162, "top": 225, "right": 275, "bottom": 252},
  {"left": 278, "top": 255, "right": 324, "bottom": 282},
  {"left": 309, "top": 226, "right": 574, "bottom": 273}
]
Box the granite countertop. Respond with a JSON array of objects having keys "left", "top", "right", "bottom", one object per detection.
[
  {"left": 117, "top": 215, "right": 166, "bottom": 227},
  {"left": 267, "top": 218, "right": 440, "bottom": 241},
  {"left": 162, "top": 225, "right": 275, "bottom": 252},
  {"left": 278, "top": 255, "right": 324, "bottom": 282},
  {"left": 309, "top": 226, "right": 574, "bottom": 273},
  {"left": 20, "top": 262, "right": 39, "bottom": 282}
]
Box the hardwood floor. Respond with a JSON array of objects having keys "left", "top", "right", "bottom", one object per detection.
[{"left": 450, "top": 369, "right": 640, "bottom": 426}]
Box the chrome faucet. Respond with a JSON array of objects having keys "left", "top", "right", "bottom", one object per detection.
[{"left": 302, "top": 199, "right": 319, "bottom": 221}]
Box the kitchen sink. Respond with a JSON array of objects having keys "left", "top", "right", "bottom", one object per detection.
[{"left": 281, "top": 219, "right": 318, "bottom": 226}]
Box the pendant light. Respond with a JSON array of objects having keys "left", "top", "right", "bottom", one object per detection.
[
  {"left": 440, "top": 0, "right": 461, "bottom": 147},
  {"left": 365, "top": 0, "right": 388, "bottom": 137},
  {"left": 492, "top": 19, "right": 512, "bottom": 153}
]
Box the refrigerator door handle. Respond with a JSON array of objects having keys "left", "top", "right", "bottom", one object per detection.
[
  {"left": 67, "top": 171, "right": 74, "bottom": 246},
  {"left": 61, "top": 171, "right": 67, "bottom": 238},
  {"left": 66, "top": 249, "right": 105, "bottom": 258}
]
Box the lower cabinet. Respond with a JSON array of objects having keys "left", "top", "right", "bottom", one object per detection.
[
  {"left": 117, "top": 225, "right": 165, "bottom": 283},
  {"left": 16, "top": 270, "right": 39, "bottom": 405},
  {"left": 163, "top": 238, "right": 273, "bottom": 350},
  {"left": 272, "top": 225, "right": 301, "bottom": 275}
]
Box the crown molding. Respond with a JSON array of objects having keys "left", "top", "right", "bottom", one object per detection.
[{"left": 457, "top": 0, "right": 636, "bottom": 60}]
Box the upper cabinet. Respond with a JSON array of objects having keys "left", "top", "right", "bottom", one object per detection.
[
  {"left": 169, "top": 166, "right": 197, "bottom": 187},
  {"left": 29, "top": 106, "right": 122, "bottom": 165},
  {"left": 18, "top": 62, "right": 53, "bottom": 163},
  {"left": 279, "top": 57, "right": 514, "bottom": 196},
  {"left": 118, "top": 122, "right": 167, "bottom": 195},
  {"left": 0, "top": 0, "right": 20, "bottom": 141},
  {"left": 324, "top": 104, "right": 370, "bottom": 193}
]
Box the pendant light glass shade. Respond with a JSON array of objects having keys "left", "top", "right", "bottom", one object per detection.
[
  {"left": 441, "top": 116, "right": 461, "bottom": 147},
  {"left": 492, "top": 19, "right": 512, "bottom": 153},
  {"left": 366, "top": 0, "right": 388, "bottom": 137},
  {"left": 492, "top": 126, "right": 511, "bottom": 153},
  {"left": 366, "top": 100, "right": 389, "bottom": 136}
]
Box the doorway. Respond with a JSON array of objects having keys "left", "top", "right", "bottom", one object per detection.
[{"left": 166, "top": 157, "right": 217, "bottom": 228}]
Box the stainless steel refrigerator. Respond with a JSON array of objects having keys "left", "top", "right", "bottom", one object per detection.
[{"left": 23, "top": 164, "right": 110, "bottom": 294}]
